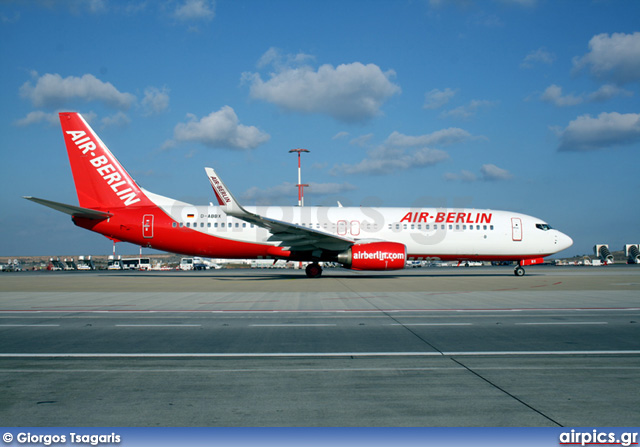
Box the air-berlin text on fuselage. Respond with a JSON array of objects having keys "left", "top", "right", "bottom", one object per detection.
[
  {"left": 66, "top": 130, "right": 140, "bottom": 206},
  {"left": 399, "top": 211, "right": 493, "bottom": 224}
]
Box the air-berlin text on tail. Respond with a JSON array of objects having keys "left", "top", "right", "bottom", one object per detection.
[
  {"left": 209, "top": 176, "right": 231, "bottom": 204},
  {"left": 400, "top": 211, "right": 493, "bottom": 224},
  {"left": 66, "top": 130, "right": 140, "bottom": 206}
]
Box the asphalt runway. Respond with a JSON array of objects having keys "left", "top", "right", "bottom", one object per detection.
[{"left": 1, "top": 265, "right": 639, "bottom": 426}]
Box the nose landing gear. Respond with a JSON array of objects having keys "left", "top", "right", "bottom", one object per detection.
[{"left": 514, "top": 257, "right": 545, "bottom": 276}]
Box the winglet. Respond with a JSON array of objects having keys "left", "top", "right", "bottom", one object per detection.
[{"left": 204, "top": 167, "right": 245, "bottom": 216}]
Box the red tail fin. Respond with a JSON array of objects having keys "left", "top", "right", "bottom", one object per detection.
[{"left": 59, "top": 112, "right": 152, "bottom": 210}]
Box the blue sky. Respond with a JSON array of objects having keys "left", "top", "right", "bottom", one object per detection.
[{"left": 1, "top": 0, "right": 639, "bottom": 257}]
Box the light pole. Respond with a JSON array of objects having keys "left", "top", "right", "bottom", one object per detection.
[{"left": 289, "top": 148, "right": 309, "bottom": 206}]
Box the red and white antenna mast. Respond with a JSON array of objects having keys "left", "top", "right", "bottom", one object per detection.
[{"left": 289, "top": 148, "right": 309, "bottom": 206}]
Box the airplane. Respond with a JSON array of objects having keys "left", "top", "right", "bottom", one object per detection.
[{"left": 25, "top": 112, "right": 573, "bottom": 278}]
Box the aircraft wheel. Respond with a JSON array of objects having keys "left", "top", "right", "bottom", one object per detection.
[
  {"left": 305, "top": 263, "right": 323, "bottom": 278},
  {"left": 514, "top": 266, "right": 525, "bottom": 277}
]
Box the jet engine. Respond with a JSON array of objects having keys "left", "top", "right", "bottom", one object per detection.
[{"left": 337, "top": 242, "right": 407, "bottom": 270}]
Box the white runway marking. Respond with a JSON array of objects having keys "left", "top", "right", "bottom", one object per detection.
[
  {"left": 391, "top": 323, "right": 473, "bottom": 326},
  {"left": 250, "top": 324, "right": 337, "bottom": 327},
  {"left": 0, "top": 324, "right": 60, "bottom": 327},
  {"left": 514, "top": 322, "right": 608, "bottom": 325},
  {"left": 115, "top": 324, "right": 201, "bottom": 327},
  {"left": 1, "top": 350, "right": 639, "bottom": 358}
]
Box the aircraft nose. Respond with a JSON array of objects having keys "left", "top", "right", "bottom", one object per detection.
[{"left": 558, "top": 232, "right": 573, "bottom": 251}]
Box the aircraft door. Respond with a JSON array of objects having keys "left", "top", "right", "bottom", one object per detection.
[
  {"left": 511, "top": 217, "right": 522, "bottom": 241},
  {"left": 337, "top": 220, "right": 347, "bottom": 236},
  {"left": 142, "top": 214, "right": 154, "bottom": 239},
  {"left": 350, "top": 220, "right": 360, "bottom": 236}
]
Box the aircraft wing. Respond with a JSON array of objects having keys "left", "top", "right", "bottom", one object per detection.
[
  {"left": 24, "top": 196, "right": 113, "bottom": 220},
  {"left": 204, "top": 167, "right": 354, "bottom": 252}
]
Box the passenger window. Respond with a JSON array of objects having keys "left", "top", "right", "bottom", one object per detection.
[{"left": 172, "top": 222, "right": 177, "bottom": 228}]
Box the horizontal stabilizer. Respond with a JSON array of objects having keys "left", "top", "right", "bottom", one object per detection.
[{"left": 24, "top": 196, "right": 112, "bottom": 220}]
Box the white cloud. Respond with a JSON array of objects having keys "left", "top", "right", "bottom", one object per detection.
[
  {"left": 424, "top": 88, "right": 457, "bottom": 110},
  {"left": 443, "top": 170, "right": 477, "bottom": 182},
  {"left": 384, "top": 128, "right": 474, "bottom": 147},
  {"left": 444, "top": 164, "right": 513, "bottom": 182},
  {"left": 244, "top": 51, "right": 401, "bottom": 123},
  {"left": 481, "top": 164, "right": 513, "bottom": 180},
  {"left": 557, "top": 112, "right": 640, "bottom": 152},
  {"left": 541, "top": 84, "right": 632, "bottom": 107},
  {"left": 170, "top": 106, "right": 270, "bottom": 150},
  {"left": 242, "top": 181, "right": 356, "bottom": 205},
  {"left": 173, "top": 0, "right": 215, "bottom": 21},
  {"left": 14, "top": 110, "right": 98, "bottom": 127},
  {"left": 520, "top": 47, "right": 555, "bottom": 69},
  {"left": 20, "top": 72, "right": 135, "bottom": 110},
  {"left": 331, "top": 127, "right": 478, "bottom": 176},
  {"left": 349, "top": 134, "right": 374, "bottom": 147},
  {"left": 101, "top": 111, "right": 131, "bottom": 128},
  {"left": 331, "top": 146, "right": 449, "bottom": 176},
  {"left": 332, "top": 131, "right": 349, "bottom": 140},
  {"left": 540, "top": 85, "right": 583, "bottom": 107},
  {"left": 587, "top": 83, "right": 634, "bottom": 102},
  {"left": 573, "top": 32, "right": 640, "bottom": 84},
  {"left": 14, "top": 111, "right": 59, "bottom": 127},
  {"left": 440, "top": 99, "right": 496, "bottom": 119},
  {"left": 256, "top": 47, "right": 315, "bottom": 70},
  {"left": 142, "top": 86, "right": 170, "bottom": 115}
]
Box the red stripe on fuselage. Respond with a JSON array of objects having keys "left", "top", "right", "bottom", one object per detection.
[{"left": 73, "top": 205, "right": 274, "bottom": 259}]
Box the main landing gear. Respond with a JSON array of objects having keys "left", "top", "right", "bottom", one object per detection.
[{"left": 305, "top": 262, "right": 323, "bottom": 278}]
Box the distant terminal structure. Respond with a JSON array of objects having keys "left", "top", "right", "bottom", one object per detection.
[
  {"left": 594, "top": 244, "right": 640, "bottom": 265},
  {"left": 626, "top": 244, "right": 640, "bottom": 264},
  {"left": 594, "top": 244, "right": 614, "bottom": 264}
]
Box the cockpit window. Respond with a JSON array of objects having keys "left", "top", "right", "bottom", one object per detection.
[{"left": 536, "top": 223, "right": 552, "bottom": 231}]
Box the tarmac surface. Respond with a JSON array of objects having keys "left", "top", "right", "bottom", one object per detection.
[{"left": 1, "top": 265, "right": 639, "bottom": 426}]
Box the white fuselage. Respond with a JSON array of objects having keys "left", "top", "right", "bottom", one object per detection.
[{"left": 155, "top": 198, "right": 572, "bottom": 261}]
